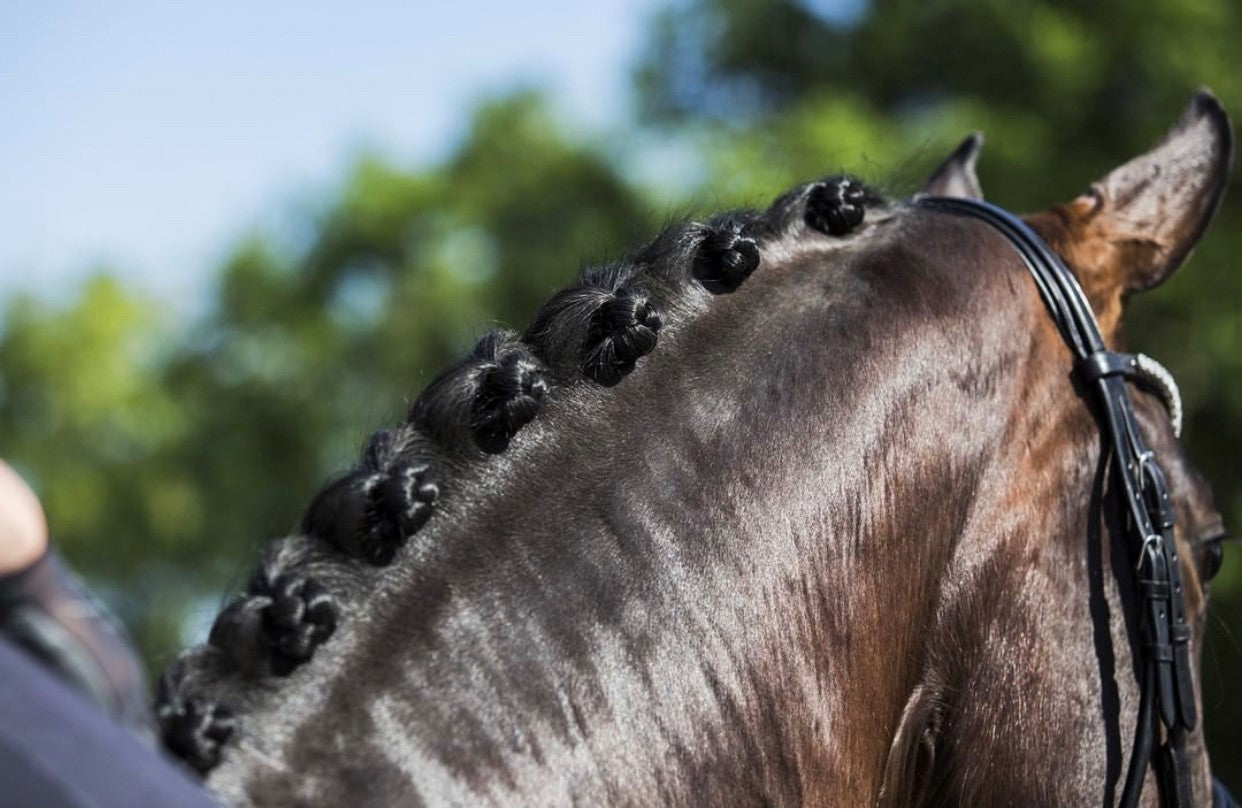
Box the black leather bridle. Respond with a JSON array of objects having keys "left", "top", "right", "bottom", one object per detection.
[{"left": 918, "top": 196, "right": 1198, "bottom": 807}]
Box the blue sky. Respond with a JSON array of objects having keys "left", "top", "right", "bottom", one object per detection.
[{"left": 0, "top": 2, "right": 660, "bottom": 306}]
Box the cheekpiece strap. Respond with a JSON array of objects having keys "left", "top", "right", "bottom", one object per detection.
[{"left": 917, "top": 196, "right": 1197, "bottom": 808}]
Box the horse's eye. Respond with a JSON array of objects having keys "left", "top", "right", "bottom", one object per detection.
[{"left": 1200, "top": 535, "right": 1226, "bottom": 582}]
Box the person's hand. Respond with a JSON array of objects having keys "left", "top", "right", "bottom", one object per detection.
[{"left": 0, "top": 460, "right": 48, "bottom": 575}]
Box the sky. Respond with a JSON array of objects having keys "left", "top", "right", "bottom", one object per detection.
[{"left": 0, "top": 1, "right": 660, "bottom": 307}]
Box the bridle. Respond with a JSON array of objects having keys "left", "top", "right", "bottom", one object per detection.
[
  {"left": 918, "top": 196, "right": 1198, "bottom": 807},
  {"left": 919, "top": 196, "right": 1197, "bottom": 806}
]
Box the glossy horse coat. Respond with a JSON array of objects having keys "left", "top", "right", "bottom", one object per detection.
[{"left": 159, "top": 92, "right": 1233, "bottom": 805}]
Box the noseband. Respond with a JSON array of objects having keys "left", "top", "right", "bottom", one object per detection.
[{"left": 918, "top": 196, "right": 1197, "bottom": 807}]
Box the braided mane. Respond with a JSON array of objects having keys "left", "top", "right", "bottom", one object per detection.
[{"left": 156, "top": 175, "right": 883, "bottom": 774}]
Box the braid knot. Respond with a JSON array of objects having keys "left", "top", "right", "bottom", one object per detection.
[
  {"left": 805, "top": 176, "right": 869, "bottom": 236},
  {"left": 158, "top": 694, "right": 235, "bottom": 774},
  {"left": 256, "top": 572, "right": 338, "bottom": 675},
  {"left": 156, "top": 660, "right": 235, "bottom": 774},
  {"left": 209, "top": 566, "right": 340, "bottom": 677},
  {"left": 583, "top": 289, "right": 662, "bottom": 386},
  {"left": 694, "top": 220, "right": 760, "bottom": 291},
  {"left": 366, "top": 462, "right": 439, "bottom": 561},
  {"left": 472, "top": 349, "right": 549, "bottom": 453},
  {"left": 303, "top": 459, "right": 438, "bottom": 566}
]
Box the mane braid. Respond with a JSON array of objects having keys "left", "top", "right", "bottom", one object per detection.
[{"left": 153, "top": 176, "right": 881, "bottom": 774}]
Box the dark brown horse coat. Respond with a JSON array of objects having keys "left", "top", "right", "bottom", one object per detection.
[{"left": 159, "top": 91, "right": 1232, "bottom": 805}]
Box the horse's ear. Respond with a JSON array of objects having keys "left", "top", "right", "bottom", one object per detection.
[
  {"left": 1051, "top": 89, "right": 1233, "bottom": 298},
  {"left": 922, "top": 133, "right": 984, "bottom": 199}
]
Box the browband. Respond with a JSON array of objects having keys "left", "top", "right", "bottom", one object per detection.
[{"left": 918, "top": 196, "right": 1197, "bottom": 807}]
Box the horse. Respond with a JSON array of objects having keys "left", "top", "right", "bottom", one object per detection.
[{"left": 156, "top": 90, "right": 1233, "bottom": 805}]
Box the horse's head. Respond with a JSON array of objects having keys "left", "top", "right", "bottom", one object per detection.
[
  {"left": 159, "top": 92, "right": 1232, "bottom": 806},
  {"left": 899, "top": 88, "right": 1232, "bottom": 805}
]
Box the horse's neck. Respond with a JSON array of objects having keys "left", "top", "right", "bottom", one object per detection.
[
  {"left": 210, "top": 237, "right": 1035, "bottom": 805},
  {"left": 877, "top": 306, "right": 1141, "bottom": 804}
]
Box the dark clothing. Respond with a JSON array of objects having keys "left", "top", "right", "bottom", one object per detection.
[
  {"left": 0, "top": 638, "right": 216, "bottom": 806},
  {"left": 0, "top": 550, "right": 151, "bottom": 731}
]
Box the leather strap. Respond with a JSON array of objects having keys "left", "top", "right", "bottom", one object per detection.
[{"left": 917, "top": 196, "right": 1197, "bottom": 807}]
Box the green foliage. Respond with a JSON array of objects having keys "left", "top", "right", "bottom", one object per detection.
[{"left": 2, "top": 0, "right": 1240, "bottom": 782}]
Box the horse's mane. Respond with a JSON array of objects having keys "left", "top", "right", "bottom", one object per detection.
[{"left": 155, "top": 175, "right": 885, "bottom": 774}]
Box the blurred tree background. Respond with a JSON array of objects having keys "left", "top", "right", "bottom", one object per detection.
[{"left": 3, "top": 0, "right": 1241, "bottom": 784}]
